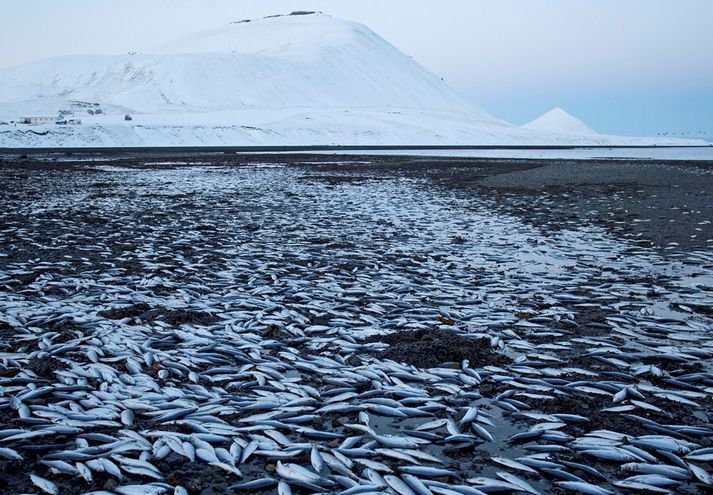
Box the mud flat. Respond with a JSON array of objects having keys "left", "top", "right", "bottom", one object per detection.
[{"left": 0, "top": 154, "right": 711, "bottom": 494}]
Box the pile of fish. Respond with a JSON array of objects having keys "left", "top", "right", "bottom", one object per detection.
[{"left": 0, "top": 161, "right": 711, "bottom": 494}]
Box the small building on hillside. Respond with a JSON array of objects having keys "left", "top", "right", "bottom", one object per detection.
[
  {"left": 21, "top": 116, "right": 55, "bottom": 125},
  {"left": 124, "top": 114, "right": 133, "bottom": 121},
  {"left": 69, "top": 100, "right": 97, "bottom": 108}
]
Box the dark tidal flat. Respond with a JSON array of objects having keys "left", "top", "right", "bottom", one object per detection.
[{"left": 0, "top": 153, "right": 712, "bottom": 495}]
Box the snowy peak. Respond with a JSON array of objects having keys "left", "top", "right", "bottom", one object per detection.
[
  {"left": 148, "top": 12, "right": 379, "bottom": 57},
  {"left": 524, "top": 107, "right": 598, "bottom": 136}
]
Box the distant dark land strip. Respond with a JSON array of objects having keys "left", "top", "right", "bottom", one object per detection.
[{"left": 1, "top": 143, "right": 711, "bottom": 157}]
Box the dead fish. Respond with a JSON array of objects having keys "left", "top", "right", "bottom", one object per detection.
[
  {"left": 0, "top": 447, "right": 22, "bottom": 461},
  {"left": 555, "top": 481, "right": 614, "bottom": 494},
  {"left": 30, "top": 474, "right": 59, "bottom": 495},
  {"left": 275, "top": 461, "right": 322, "bottom": 484}
]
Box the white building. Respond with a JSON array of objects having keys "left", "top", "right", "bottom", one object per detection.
[{"left": 22, "top": 116, "right": 55, "bottom": 125}]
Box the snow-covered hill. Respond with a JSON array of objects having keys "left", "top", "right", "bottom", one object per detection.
[
  {"left": 0, "top": 12, "right": 705, "bottom": 147},
  {"left": 0, "top": 14, "right": 486, "bottom": 117},
  {"left": 524, "top": 108, "right": 598, "bottom": 136}
]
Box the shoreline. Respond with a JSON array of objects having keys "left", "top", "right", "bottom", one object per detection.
[{"left": 2, "top": 144, "right": 713, "bottom": 163}]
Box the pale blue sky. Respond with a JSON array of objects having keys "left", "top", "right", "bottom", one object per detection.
[{"left": 1, "top": 0, "right": 711, "bottom": 137}]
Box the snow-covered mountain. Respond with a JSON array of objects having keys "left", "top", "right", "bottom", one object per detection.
[
  {"left": 0, "top": 14, "right": 486, "bottom": 117},
  {"left": 524, "top": 108, "right": 598, "bottom": 136},
  {"left": 0, "top": 12, "right": 705, "bottom": 147}
]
